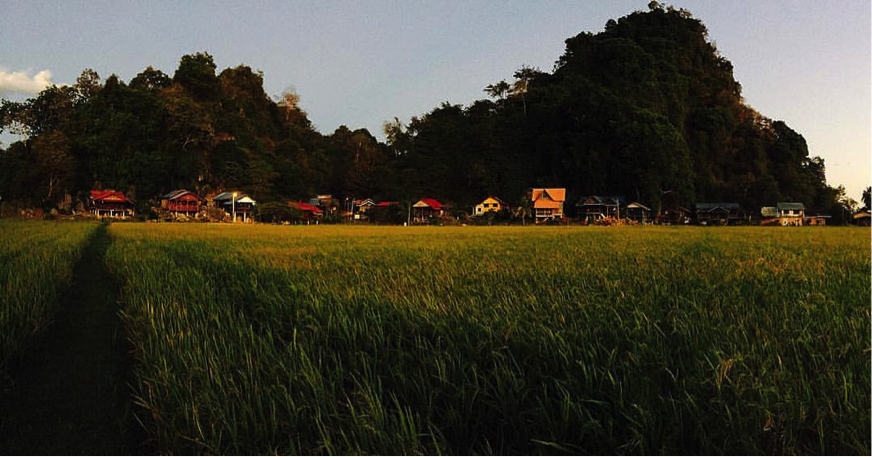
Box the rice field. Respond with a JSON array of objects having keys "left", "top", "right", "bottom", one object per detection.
[
  {"left": 0, "top": 219, "right": 98, "bottom": 369},
  {"left": 101, "top": 224, "right": 870, "bottom": 454}
]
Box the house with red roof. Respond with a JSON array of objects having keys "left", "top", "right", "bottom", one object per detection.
[
  {"left": 289, "top": 201, "right": 323, "bottom": 222},
  {"left": 413, "top": 199, "right": 446, "bottom": 223},
  {"left": 89, "top": 190, "right": 134, "bottom": 219}
]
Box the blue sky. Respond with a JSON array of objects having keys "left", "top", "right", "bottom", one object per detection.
[{"left": 1, "top": 0, "right": 869, "bottom": 200}]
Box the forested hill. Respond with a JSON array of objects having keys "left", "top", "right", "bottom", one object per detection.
[
  {"left": 387, "top": 4, "right": 841, "bottom": 214},
  {"left": 0, "top": 4, "right": 849, "bottom": 218}
]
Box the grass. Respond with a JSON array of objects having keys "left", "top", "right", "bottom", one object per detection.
[
  {"left": 104, "top": 224, "right": 870, "bottom": 454},
  {"left": 0, "top": 219, "right": 98, "bottom": 370}
]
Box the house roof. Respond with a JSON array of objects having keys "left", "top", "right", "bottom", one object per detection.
[
  {"left": 414, "top": 199, "right": 444, "bottom": 209},
  {"left": 576, "top": 195, "right": 624, "bottom": 206},
  {"left": 162, "top": 189, "right": 202, "bottom": 201},
  {"left": 777, "top": 202, "right": 806, "bottom": 211},
  {"left": 626, "top": 202, "right": 650, "bottom": 211},
  {"left": 289, "top": 201, "right": 323, "bottom": 213},
  {"left": 479, "top": 196, "right": 508, "bottom": 206},
  {"left": 213, "top": 191, "right": 256, "bottom": 205},
  {"left": 375, "top": 201, "right": 399, "bottom": 207},
  {"left": 696, "top": 202, "right": 741, "bottom": 212},
  {"left": 90, "top": 190, "right": 132, "bottom": 203},
  {"left": 534, "top": 199, "right": 562, "bottom": 209},
  {"left": 213, "top": 191, "right": 239, "bottom": 201},
  {"left": 531, "top": 188, "right": 566, "bottom": 203}
]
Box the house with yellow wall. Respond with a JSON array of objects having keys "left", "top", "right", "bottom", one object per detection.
[{"left": 474, "top": 196, "right": 508, "bottom": 216}]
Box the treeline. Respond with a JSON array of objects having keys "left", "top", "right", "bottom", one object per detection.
[
  {"left": 0, "top": 53, "right": 390, "bottom": 214},
  {"left": 0, "top": 5, "right": 858, "bottom": 220}
]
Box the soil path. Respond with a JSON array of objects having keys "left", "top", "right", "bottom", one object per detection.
[{"left": 0, "top": 223, "right": 148, "bottom": 454}]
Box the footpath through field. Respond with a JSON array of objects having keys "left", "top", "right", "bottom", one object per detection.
[{"left": 0, "top": 224, "right": 147, "bottom": 454}]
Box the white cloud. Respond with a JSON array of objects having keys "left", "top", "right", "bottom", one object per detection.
[{"left": 0, "top": 69, "right": 54, "bottom": 94}]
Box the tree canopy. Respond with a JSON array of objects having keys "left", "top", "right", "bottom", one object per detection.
[{"left": 0, "top": 8, "right": 855, "bottom": 221}]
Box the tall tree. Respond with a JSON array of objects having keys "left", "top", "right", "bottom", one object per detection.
[{"left": 862, "top": 186, "right": 871, "bottom": 211}]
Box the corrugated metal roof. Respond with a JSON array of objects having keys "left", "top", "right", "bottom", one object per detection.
[
  {"left": 576, "top": 195, "right": 624, "bottom": 206},
  {"left": 534, "top": 199, "right": 562, "bottom": 209},
  {"left": 777, "top": 202, "right": 805, "bottom": 211},
  {"left": 289, "top": 201, "right": 322, "bottom": 213},
  {"left": 761, "top": 207, "right": 777, "bottom": 217},
  {"left": 163, "top": 189, "right": 202, "bottom": 201},
  {"left": 532, "top": 188, "right": 566, "bottom": 203},
  {"left": 414, "top": 199, "right": 444, "bottom": 209},
  {"left": 696, "top": 202, "right": 740, "bottom": 211},
  {"left": 90, "top": 190, "right": 132, "bottom": 203}
]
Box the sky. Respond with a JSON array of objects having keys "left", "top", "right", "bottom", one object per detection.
[{"left": 1, "top": 0, "right": 869, "bottom": 200}]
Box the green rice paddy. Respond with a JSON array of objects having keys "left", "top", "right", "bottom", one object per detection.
[
  {"left": 100, "top": 224, "right": 870, "bottom": 454},
  {"left": 0, "top": 220, "right": 98, "bottom": 369}
]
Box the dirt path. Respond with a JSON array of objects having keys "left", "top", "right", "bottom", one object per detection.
[{"left": 0, "top": 224, "right": 148, "bottom": 454}]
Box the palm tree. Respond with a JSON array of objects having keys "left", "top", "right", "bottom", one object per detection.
[
  {"left": 510, "top": 65, "right": 540, "bottom": 115},
  {"left": 484, "top": 80, "right": 511, "bottom": 101},
  {"left": 862, "top": 186, "right": 871, "bottom": 211}
]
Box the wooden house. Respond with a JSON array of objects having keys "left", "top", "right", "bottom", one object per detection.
[
  {"left": 576, "top": 195, "right": 623, "bottom": 222},
  {"left": 161, "top": 189, "right": 203, "bottom": 216},
  {"left": 89, "top": 190, "right": 134, "bottom": 219},
  {"left": 473, "top": 196, "right": 508, "bottom": 216},
  {"left": 531, "top": 188, "right": 565, "bottom": 222},
  {"left": 289, "top": 201, "right": 323, "bottom": 222},
  {"left": 213, "top": 191, "right": 256, "bottom": 222},
  {"left": 656, "top": 206, "right": 691, "bottom": 225},
  {"left": 853, "top": 211, "right": 871, "bottom": 226},
  {"left": 625, "top": 202, "right": 651, "bottom": 223},
  {"left": 761, "top": 202, "right": 805, "bottom": 226},
  {"left": 695, "top": 203, "right": 744, "bottom": 225},
  {"left": 413, "top": 199, "right": 446, "bottom": 223},
  {"left": 803, "top": 213, "right": 829, "bottom": 226},
  {"left": 352, "top": 199, "right": 376, "bottom": 221}
]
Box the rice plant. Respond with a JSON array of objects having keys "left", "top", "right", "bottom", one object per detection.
[
  {"left": 106, "top": 224, "right": 871, "bottom": 454},
  {"left": 0, "top": 220, "right": 98, "bottom": 369}
]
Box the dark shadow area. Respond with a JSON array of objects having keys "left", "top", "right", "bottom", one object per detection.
[{"left": 0, "top": 223, "right": 151, "bottom": 455}]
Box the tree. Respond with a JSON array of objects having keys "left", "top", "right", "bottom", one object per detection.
[
  {"left": 130, "top": 66, "right": 172, "bottom": 91},
  {"left": 31, "top": 130, "right": 73, "bottom": 202},
  {"left": 74, "top": 68, "right": 102, "bottom": 101},
  {"left": 173, "top": 52, "right": 219, "bottom": 101},
  {"left": 862, "top": 186, "right": 870, "bottom": 211},
  {"left": 509, "top": 65, "right": 541, "bottom": 115},
  {"left": 484, "top": 80, "right": 511, "bottom": 101}
]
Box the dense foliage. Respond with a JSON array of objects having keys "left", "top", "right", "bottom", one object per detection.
[
  {"left": 105, "top": 224, "right": 871, "bottom": 454},
  {"left": 0, "top": 5, "right": 856, "bottom": 219},
  {"left": 387, "top": 5, "right": 847, "bottom": 216}
]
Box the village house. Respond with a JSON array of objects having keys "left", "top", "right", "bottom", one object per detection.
[
  {"left": 575, "top": 195, "right": 623, "bottom": 222},
  {"left": 354, "top": 199, "right": 376, "bottom": 220},
  {"left": 413, "top": 199, "right": 446, "bottom": 223},
  {"left": 695, "top": 203, "right": 744, "bottom": 225},
  {"left": 213, "top": 191, "right": 256, "bottom": 222},
  {"left": 89, "top": 190, "right": 134, "bottom": 219},
  {"left": 531, "top": 188, "right": 566, "bottom": 222},
  {"left": 761, "top": 202, "right": 805, "bottom": 226},
  {"left": 161, "top": 189, "right": 203, "bottom": 217},
  {"left": 656, "top": 206, "right": 691, "bottom": 225},
  {"left": 473, "top": 196, "right": 508, "bottom": 216},
  {"left": 853, "top": 211, "right": 871, "bottom": 226},
  {"left": 624, "top": 202, "right": 651, "bottom": 224},
  {"left": 289, "top": 201, "right": 323, "bottom": 222}
]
